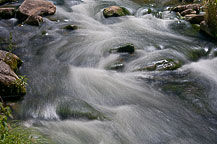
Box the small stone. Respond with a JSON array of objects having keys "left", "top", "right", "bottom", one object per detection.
[
  {"left": 62, "top": 25, "right": 78, "bottom": 30},
  {"left": 103, "top": 6, "right": 130, "bottom": 18}
]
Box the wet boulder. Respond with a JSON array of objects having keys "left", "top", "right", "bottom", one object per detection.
[
  {"left": 110, "top": 44, "right": 135, "bottom": 54},
  {"left": 185, "top": 14, "right": 205, "bottom": 24},
  {"left": 17, "top": 0, "right": 56, "bottom": 25},
  {"left": 0, "top": 8, "right": 16, "bottom": 19},
  {"left": 103, "top": 6, "right": 130, "bottom": 18},
  {"left": 0, "top": 50, "right": 26, "bottom": 99},
  {"left": 135, "top": 59, "right": 182, "bottom": 71}
]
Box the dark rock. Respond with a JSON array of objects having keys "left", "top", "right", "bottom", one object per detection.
[
  {"left": 62, "top": 25, "right": 78, "bottom": 30},
  {"left": 103, "top": 6, "right": 130, "bottom": 18},
  {"left": 185, "top": 14, "right": 205, "bottom": 24},
  {"left": 200, "top": 20, "right": 216, "bottom": 39},
  {"left": 110, "top": 44, "right": 135, "bottom": 54},
  {"left": 172, "top": 4, "right": 200, "bottom": 13},
  {"left": 24, "top": 15, "right": 43, "bottom": 26},
  {"left": 0, "top": 50, "right": 26, "bottom": 99},
  {"left": 17, "top": 0, "right": 56, "bottom": 25},
  {"left": 0, "top": 8, "right": 16, "bottom": 19},
  {"left": 0, "top": 0, "right": 16, "bottom": 5},
  {"left": 136, "top": 59, "right": 182, "bottom": 71},
  {"left": 180, "top": 9, "right": 196, "bottom": 16}
]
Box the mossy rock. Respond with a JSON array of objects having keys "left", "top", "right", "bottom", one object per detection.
[
  {"left": 0, "top": 79, "right": 26, "bottom": 99},
  {"left": 136, "top": 59, "right": 182, "bottom": 71},
  {"left": 56, "top": 99, "right": 105, "bottom": 120},
  {"left": 187, "top": 48, "right": 207, "bottom": 61},
  {"left": 0, "top": 8, "right": 16, "bottom": 19},
  {"left": 0, "top": 50, "right": 23, "bottom": 72},
  {"left": 103, "top": 6, "right": 130, "bottom": 18},
  {"left": 110, "top": 44, "right": 135, "bottom": 54},
  {"left": 62, "top": 25, "right": 78, "bottom": 30}
]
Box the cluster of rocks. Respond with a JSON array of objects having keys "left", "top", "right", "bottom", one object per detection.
[
  {"left": 0, "top": 50, "right": 26, "bottom": 100},
  {"left": 0, "top": 0, "right": 56, "bottom": 26},
  {"left": 172, "top": 3, "right": 216, "bottom": 38}
]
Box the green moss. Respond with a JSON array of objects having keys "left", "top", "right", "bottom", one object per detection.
[{"left": 4, "top": 53, "right": 23, "bottom": 72}]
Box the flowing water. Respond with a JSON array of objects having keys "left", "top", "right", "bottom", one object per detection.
[{"left": 1, "top": 0, "right": 217, "bottom": 143}]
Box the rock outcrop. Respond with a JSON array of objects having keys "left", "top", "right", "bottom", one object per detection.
[
  {"left": 103, "top": 6, "right": 130, "bottom": 18},
  {"left": 0, "top": 50, "right": 26, "bottom": 99},
  {"left": 17, "top": 0, "right": 56, "bottom": 25}
]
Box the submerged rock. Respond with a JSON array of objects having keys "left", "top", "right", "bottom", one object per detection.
[
  {"left": 187, "top": 48, "right": 207, "bottom": 61},
  {"left": 0, "top": 8, "right": 16, "bottom": 19},
  {"left": 107, "top": 62, "right": 124, "bottom": 71},
  {"left": 17, "top": 0, "right": 56, "bottom": 25},
  {"left": 103, "top": 6, "right": 130, "bottom": 18},
  {"left": 136, "top": 59, "right": 182, "bottom": 71},
  {"left": 62, "top": 25, "right": 78, "bottom": 30},
  {"left": 110, "top": 44, "right": 135, "bottom": 54},
  {"left": 0, "top": 50, "right": 26, "bottom": 99},
  {"left": 56, "top": 99, "right": 105, "bottom": 120}
]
